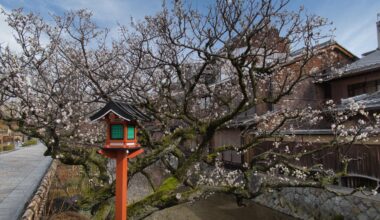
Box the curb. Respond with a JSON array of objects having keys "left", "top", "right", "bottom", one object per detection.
[
  {"left": 0, "top": 143, "right": 38, "bottom": 155},
  {"left": 21, "top": 159, "right": 58, "bottom": 220},
  {"left": 0, "top": 149, "right": 17, "bottom": 154}
]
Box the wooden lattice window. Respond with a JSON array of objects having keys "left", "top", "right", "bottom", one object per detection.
[
  {"left": 347, "top": 80, "right": 380, "bottom": 97},
  {"left": 110, "top": 124, "right": 124, "bottom": 140},
  {"left": 127, "top": 125, "right": 135, "bottom": 140}
]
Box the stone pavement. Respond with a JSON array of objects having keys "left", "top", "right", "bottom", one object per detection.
[{"left": 0, "top": 143, "right": 52, "bottom": 220}]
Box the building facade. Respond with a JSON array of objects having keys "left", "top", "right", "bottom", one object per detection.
[{"left": 216, "top": 19, "right": 380, "bottom": 190}]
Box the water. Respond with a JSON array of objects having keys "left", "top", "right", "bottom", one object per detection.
[{"left": 145, "top": 193, "right": 296, "bottom": 220}]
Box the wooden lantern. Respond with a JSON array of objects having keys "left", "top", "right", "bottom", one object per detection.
[
  {"left": 90, "top": 100, "right": 150, "bottom": 220},
  {"left": 105, "top": 113, "right": 139, "bottom": 149},
  {"left": 90, "top": 100, "right": 150, "bottom": 150}
]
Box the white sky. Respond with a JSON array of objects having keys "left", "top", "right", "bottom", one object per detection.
[{"left": 0, "top": 0, "right": 379, "bottom": 57}]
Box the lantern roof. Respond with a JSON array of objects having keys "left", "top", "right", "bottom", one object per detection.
[{"left": 90, "top": 100, "right": 150, "bottom": 122}]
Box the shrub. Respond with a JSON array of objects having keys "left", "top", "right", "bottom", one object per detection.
[
  {"left": 22, "top": 139, "right": 38, "bottom": 147},
  {"left": 2, "top": 144, "right": 15, "bottom": 151}
]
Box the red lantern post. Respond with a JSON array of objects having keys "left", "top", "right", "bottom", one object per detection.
[{"left": 90, "top": 101, "right": 149, "bottom": 220}]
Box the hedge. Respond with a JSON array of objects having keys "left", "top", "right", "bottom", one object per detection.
[
  {"left": 22, "top": 139, "right": 38, "bottom": 147},
  {"left": 0, "top": 144, "right": 15, "bottom": 152}
]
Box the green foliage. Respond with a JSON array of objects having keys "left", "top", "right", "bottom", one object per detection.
[
  {"left": 157, "top": 177, "right": 180, "bottom": 193},
  {"left": 0, "top": 144, "right": 15, "bottom": 152},
  {"left": 91, "top": 198, "right": 115, "bottom": 220},
  {"left": 22, "top": 139, "right": 38, "bottom": 147},
  {"left": 206, "top": 153, "right": 218, "bottom": 163},
  {"left": 320, "top": 176, "right": 335, "bottom": 186},
  {"left": 74, "top": 150, "right": 114, "bottom": 212}
]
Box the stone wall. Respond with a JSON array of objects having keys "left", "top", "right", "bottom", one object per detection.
[
  {"left": 22, "top": 160, "right": 58, "bottom": 220},
  {"left": 253, "top": 187, "right": 380, "bottom": 220}
]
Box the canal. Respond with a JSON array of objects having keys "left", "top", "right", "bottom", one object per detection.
[{"left": 145, "top": 193, "right": 296, "bottom": 220}]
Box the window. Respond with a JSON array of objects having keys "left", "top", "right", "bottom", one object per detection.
[
  {"left": 347, "top": 80, "right": 380, "bottom": 97},
  {"left": 324, "top": 84, "right": 332, "bottom": 99},
  {"left": 366, "top": 81, "right": 379, "bottom": 93},
  {"left": 267, "top": 103, "right": 274, "bottom": 111},
  {"left": 348, "top": 82, "right": 365, "bottom": 97},
  {"left": 110, "top": 124, "right": 124, "bottom": 140},
  {"left": 127, "top": 125, "right": 135, "bottom": 140},
  {"left": 204, "top": 73, "right": 217, "bottom": 85},
  {"left": 200, "top": 96, "right": 211, "bottom": 110}
]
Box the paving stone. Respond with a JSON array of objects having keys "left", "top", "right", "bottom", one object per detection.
[{"left": 0, "top": 143, "right": 52, "bottom": 220}]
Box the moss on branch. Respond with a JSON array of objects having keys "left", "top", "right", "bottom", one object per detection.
[
  {"left": 128, "top": 177, "right": 180, "bottom": 219},
  {"left": 128, "top": 175, "right": 244, "bottom": 219}
]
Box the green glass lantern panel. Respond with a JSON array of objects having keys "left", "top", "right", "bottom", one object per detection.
[
  {"left": 110, "top": 124, "right": 124, "bottom": 140},
  {"left": 127, "top": 125, "right": 135, "bottom": 140}
]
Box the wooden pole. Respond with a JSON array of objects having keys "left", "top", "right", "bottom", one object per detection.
[
  {"left": 115, "top": 151, "right": 128, "bottom": 220},
  {"left": 98, "top": 148, "right": 143, "bottom": 220}
]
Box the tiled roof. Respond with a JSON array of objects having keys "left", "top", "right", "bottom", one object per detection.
[
  {"left": 90, "top": 101, "right": 150, "bottom": 122},
  {"left": 290, "top": 40, "right": 336, "bottom": 57},
  {"left": 323, "top": 49, "right": 380, "bottom": 81},
  {"left": 288, "top": 40, "right": 356, "bottom": 62},
  {"left": 355, "top": 91, "right": 380, "bottom": 110},
  {"left": 339, "top": 91, "right": 380, "bottom": 111}
]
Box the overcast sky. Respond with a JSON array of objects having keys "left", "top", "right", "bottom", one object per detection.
[{"left": 0, "top": 0, "right": 379, "bottom": 57}]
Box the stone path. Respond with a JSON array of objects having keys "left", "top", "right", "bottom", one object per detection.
[{"left": 0, "top": 143, "right": 52, "bottom": 220}]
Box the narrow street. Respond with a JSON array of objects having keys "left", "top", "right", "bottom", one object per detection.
[{"left": 0, "top": 143, "right": 52, "bottom": 220}]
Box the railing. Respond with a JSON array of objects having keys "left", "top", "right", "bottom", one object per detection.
[{"left": 339, "top": 173, "right": 380, "bottom": 192}]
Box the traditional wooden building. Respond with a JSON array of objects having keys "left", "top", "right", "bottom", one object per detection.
[
  {"left": 221, "top": 19, "right": 380, "bottom": 189},
  {"left": 216, "top": 40, "right": 357, "bottom": 166},
  {"left": 0, "top": 120, "right": 25, "bottom": 145}
]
